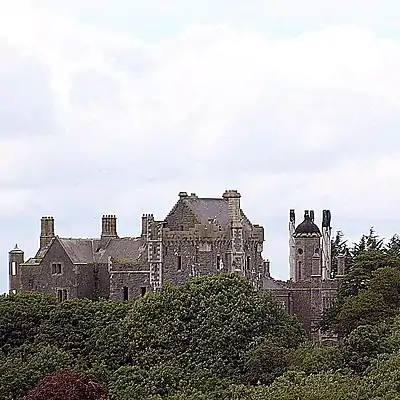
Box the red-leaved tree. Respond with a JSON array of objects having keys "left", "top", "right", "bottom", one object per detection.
[{"left": 24, "top": 370, "right": 108, "bottom": 400}]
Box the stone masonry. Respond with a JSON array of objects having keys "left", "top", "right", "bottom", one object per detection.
[{"left": 8, "top": 190, "right": 342, "bottom": 341}]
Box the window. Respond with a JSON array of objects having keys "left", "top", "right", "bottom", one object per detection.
[
  {"left": 297, "top": 261, "right": 302, "bottom": 280},
  {"left": 141, "top": 287, "right": 147, "bottom": 297},
  {"left": 56, "top": 288, "right": 69, "bottom": 302},
  {"left": 177, "top": 255, "right": 182, "bottom": 271},
  {"left": 123, "top": 286, "right": 129, "bottom": 301},
  {"left": 11, "top": 261, "right": 17, "bottom": 276},
  {"left": 247, "top": 256, "right": 251, "bottom": 271},
  {"left": 217, "top": 255, "right": 221, "bottom": 269},
  {"left": 51, "top": 263, "right": 62, "bottom": 275},
  {"left": 297, "top": 248, "right": 303, "bottom": 255}
]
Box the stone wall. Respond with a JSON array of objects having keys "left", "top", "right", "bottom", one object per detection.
[{"left": 21, "top": 239, "right": 78, "bottom": 299}]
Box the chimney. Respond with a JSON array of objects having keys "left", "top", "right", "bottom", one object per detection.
[
  {"left": 101, "top": 215, "right": 118, "bottom": 238},
  {"left": 40, "top": 216, "right": 55, "bottom": 249},
  {"left": 304, "top": 210, "right": 310, "bottom": 219},
  {"left": 223, "top": 190, "right": 241, "bottom": 224},
  {"left": 178, "top": 192, "right": 188, "bottom": 199},
  {"left": 310, "top": 210, "right": 315, "bottom": 222}
]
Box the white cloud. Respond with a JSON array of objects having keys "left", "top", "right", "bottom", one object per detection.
[{"left": 1, "top": 2, "right": 400, "bottom": 290}]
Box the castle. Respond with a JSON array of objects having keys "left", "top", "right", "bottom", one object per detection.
[{"left": 8, "top": 190, "right": 344, "bottom": 341}]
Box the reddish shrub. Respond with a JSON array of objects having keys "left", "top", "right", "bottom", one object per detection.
[{"left": 24, "top": 370, "right": 108, "bottom": 400}]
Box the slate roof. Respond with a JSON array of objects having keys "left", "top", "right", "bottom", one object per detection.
[
  {"left": 294, "top": 217, "right": 321, "bottom": 236},
  {"left": 57, "top": 236, "right": 144, "bottom": 264},
  {"left": 183, "top": 198, "right": 230, "bottom": 227}
]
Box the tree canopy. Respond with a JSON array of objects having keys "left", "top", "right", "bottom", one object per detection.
[{"left": 2, "top": 228, "right": 400, "bottom": 399}]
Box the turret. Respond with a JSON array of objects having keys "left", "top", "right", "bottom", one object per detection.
[
  {"left": 293, "top": 210, "right": 322, "bottom": 281},
  {"left": 9, "top": 244, "right": 24, "bottom": 294}
]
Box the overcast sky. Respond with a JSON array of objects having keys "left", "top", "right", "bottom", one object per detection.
[{"left": 1, "top": 0, "right": 400, "bottom": 294}]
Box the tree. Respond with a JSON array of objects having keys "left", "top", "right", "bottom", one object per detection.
[
  {"left": 123, "top": 274, "right": 305, "bottom": 382},
  {"left": 386, "top": 234, "right": 400, "bottom": 258},
  {"left": 23, "top": 370, "right": 108, "bottom": 400},
  {"left": 35, "top": 298, "right": 130, "bottom": 370},
  {"left": 331, "top": 231, "right": 352, "bottom": 277},
  {"left": 0, "top": 292, "right": 57, "bottom": 352}
]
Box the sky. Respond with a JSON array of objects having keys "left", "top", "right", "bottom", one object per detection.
[{"left": 1, "top": 0, "right": 400, "bottom": 294}]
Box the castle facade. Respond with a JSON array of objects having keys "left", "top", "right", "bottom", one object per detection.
[{"left": 8, "top": 190, "right": 343, "bottom": 341}]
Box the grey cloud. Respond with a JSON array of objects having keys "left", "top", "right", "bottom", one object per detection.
[{"left": 0, "top": 43, "right": 58, "bottom": 137}]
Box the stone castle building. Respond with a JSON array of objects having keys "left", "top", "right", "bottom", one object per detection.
[{"left": 8, "top": 190, "right": 344, "bottom": 341}]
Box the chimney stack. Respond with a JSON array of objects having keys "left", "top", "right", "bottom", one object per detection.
[
  {"left": 101, "top": 215, "right": 118, "bottom": 238},
  {"left": 223, "top": 190, "right": 241, "bottom": 224},
  {"left": 40, "top": 216, "right": 55, "bottom": 249},
  {"left": 310, "top": 210, "right": 315, "bottom": 222}
]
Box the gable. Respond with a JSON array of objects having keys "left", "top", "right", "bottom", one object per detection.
[
  {"left": 40, "top": 237, "right": 75, "bottom": 266},
  {"left": 164, "top": 200, "right": 200, "bottom": 230}
]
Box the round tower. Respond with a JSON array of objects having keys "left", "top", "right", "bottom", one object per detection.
[
  {"left": 293, "top": 210, "right": 322, "bottom": 281},
  {"left": 9, "top": 244, "right": 24, "bottom": 294}
]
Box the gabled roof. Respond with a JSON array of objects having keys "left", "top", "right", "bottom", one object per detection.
[
  {"left": 96, "top": 237, "right": 144, "bottom": 263},
  {"left": 58, "top": 238, "right": 99, "bottom": 263},
  {"left": 30, "top": 236, "right": 146, "bottom": 265},
  {"left": 183, "top": 198, "right": 230, "bottom": 227}
]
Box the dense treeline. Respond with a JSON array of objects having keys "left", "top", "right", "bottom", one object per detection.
[{"left": 2, "top": 229, "right": 400, "bottom": 399}]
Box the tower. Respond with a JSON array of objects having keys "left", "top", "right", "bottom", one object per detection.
[
  {"left": 321, "top": 210, "right": 332, "bottom": 280},
  {"left": 293, "top": 210, "right": 322, "bottom": 281},
  {"left": 289, "top": 209, "right": 296, "bottom": 280},
  {"left": 9, "top": 244, "right": 24, "bottom": 294}
]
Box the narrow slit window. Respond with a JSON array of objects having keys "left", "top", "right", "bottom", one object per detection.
[
  {"left": 141, "top": 287, "right": 147, "bottom": 297},
  {"left": 123, "top": 286, "right": 129, "bottom": 301},
  {"left": 177, "top": 255, "right": 182, "bottom": 271},
  {"left": 11, "top": 261, "right": 17, "bottom": 276},
  {"left": 217, "top": 255, "right": 221, "bottom": 269},
  {"left": 298, "top": 261, "right": 302, "bottom": 280},
  {"left": 247, "top": 256, "right": 251, "bottom": 271}
]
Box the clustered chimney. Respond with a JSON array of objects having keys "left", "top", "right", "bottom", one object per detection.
[
  {"left": 40, "top": 216, "right": 55, "bottom": 249},
  {"left": 101, "top": 215, "right": 118, "bottom": 238}
]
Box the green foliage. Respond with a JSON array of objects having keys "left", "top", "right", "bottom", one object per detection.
[
  {"left": 0, "top": 292, "right": 57, "bottom": 352},
  {"left": 123, "top": 274, "right": 304, "bottom": 382},
  {"left": 35, "top": 298, "right": 130, "bottom": 370},
  {"left": 288, "top": 342, "right": 345, "bottom": 375},
  {"left": 343, "top": 324, "right": 390, "bottom": 373},
  {"left": 4, "top": 233, "right": 400, "bottom": 400},
  {"left": 0, "top": 345, "right": 74, "bottom": 400}
]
